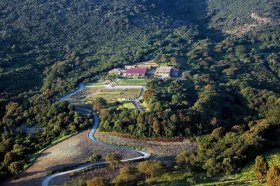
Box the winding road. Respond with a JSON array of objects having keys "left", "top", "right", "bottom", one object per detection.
[{"left": 42, "top": 83, "right": 150, "bottom": 186}]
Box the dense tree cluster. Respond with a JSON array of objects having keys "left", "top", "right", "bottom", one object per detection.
[
  {"left": 0, "top": 95, "right": 92, "bottom": 179},
  {"left": 0, "top": 0, "right": 279, "bottom": 182},
  {"left": 99, "top": 79, "right": 249, "bottom": 138},
  {"left": 176, "top": 103, "right": 280, "bottom": 176}
]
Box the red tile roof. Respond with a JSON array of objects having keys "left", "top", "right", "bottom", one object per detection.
[{"left": 124, "top": 67, "right": 147, "bottom": 75}]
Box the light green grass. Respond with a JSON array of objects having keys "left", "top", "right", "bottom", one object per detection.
[
  {"left": 147, "top": 171, "right": 195, "bottom": 186},
  {"left": 117, "top": 102, "right": 135, "bottom": 109},
  {"left": 117, "top": 79, "right": 147, "bottom": 85},
  {"left": 237, "top": 149, "right": 280, "bottom": 181}
]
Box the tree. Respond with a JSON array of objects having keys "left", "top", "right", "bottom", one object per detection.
[
  {"left": 88, "top": 154, "right": 101, "bottom": 162},
  {"left": 105, "top": 152, "right": 122, "bottom": 168},
  {"left": 8, "top": 161, "right": 24, "bottom": 174},
  {"left": 113, "top": 165, "right": 140, "bottom": 185},
  {"left": 137, "top": 160, "right": 164, "bottom": 178},
  {"left": 176, "top": 151, "right": 188, "bottom": 168},
  {"left": 267, "top": 166, "right": 280, "bottom": 186},
  {"left": 211, "top": 127, "right": 225, "bottom": 140},
  {"left": 170, "top": 57, "right": 177, "bottom": 64},
  {"left": 92, "top": 98, "right": 107, "bottom": 112},
  {"left": 254, "top": 155, "right": 269, "bottom": 182},
  {"left": 87, "top": 177, "right": 107, "bottom": 186}
]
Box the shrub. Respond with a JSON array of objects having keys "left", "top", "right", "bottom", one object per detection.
[
  {"left": 105, "top": 152, "right": 122, "bottom": 168},
  {"left": 113, "top": 165, "right": 141, "bottom": 185},
  {"left": 266, "top": 166, "right": 280, "bottom": 186},
  {"left": 88, "top": 154, "right": 101, "bottom": 163},
  {"left": 87, "top": 177, "right": 107, "bottom": 186},
  {"left": 137, "top": 160, "right": 165, "bottom": 178},
  {"left": 254, "top": 155, "right": 269, "bottom": 182}
]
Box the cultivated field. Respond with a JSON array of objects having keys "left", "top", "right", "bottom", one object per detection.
[
  {"left": 5, "top": 130, "right": 139, "bottom": 186},
  {"left": 68, "top": 86, "right": 142, "bottom": 103},
  {"left": 116, "top": 79, "right": 147, "bottom": 86}
]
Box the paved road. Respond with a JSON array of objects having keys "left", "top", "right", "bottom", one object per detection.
[
  {"left": 131, "top": 101, "right": 143, "bottom": 112},
  {"left": 42, "top": 85, "right": 150, "bottom": 186},
  {"left": 59, "top": 83, "right": 86, "bottom": 101}
]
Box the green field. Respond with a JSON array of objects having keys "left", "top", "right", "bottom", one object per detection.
[{"left": 117, "top": 79, "right": 147, "bottom": 85}]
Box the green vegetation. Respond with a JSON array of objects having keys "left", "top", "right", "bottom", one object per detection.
[
  {"left": 0, "top": 0, "right": 280, "bottom": 183},
  {"left": 105, "top": 153, "right": 122, "bottom": 169},
  {"left": 194, "top": 149, "right": 280, "bottom": 185},
  {"left": 117, "top": 102, "right": 136, "bottom": 110},
  {"left": 117, "top": 79, "right": 147, "bottom": 86},
  {"left": 87, "top": 177, "right": 108, "bottom": 186},
  {"left": 0, "top": 100, "right": 92, "bottom": 179},
  {"left": 207, "top": 0, "right": 280, "bottom": 30},
  {"left": 88, "top": 154, "right": 102, "bottom": 163},
  {"left": 254, "top": 156, "right": 269, "bottom": 182}
]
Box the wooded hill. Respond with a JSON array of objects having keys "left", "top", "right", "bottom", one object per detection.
[
  {"left": 0, "top": 0, "right": 279, "bottom": 96},
  {"left": 0, "top": 0, "right": 279, "bottom": 181}
]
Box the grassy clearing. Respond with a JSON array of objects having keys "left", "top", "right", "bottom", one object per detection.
[
  {"left": 117, "top": 79, "right": 147, "bottom": 85},
  {"left": 117, "top": 102, "right": 135, "bottom": 109},
  {"left": 147, "top": 171, "right": 195, "bottom": 186}
]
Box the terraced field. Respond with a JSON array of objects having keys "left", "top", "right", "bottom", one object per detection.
[{"left": 68, "top": 86, "right": 142, "bottom": 103}]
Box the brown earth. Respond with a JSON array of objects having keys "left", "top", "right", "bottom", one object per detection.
[
  {"left": 53, "top": 132, "right": 196, "bottom": 185},
  {"left": 4, "top": 130, "right": 139, "bottom": 186},
  {"left": 95, "top": 131, "right": 197, "bottom": 159}
]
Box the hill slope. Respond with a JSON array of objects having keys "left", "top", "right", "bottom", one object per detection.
[{"left": 0, "top": 0, "right": 279, "bottom": 96}]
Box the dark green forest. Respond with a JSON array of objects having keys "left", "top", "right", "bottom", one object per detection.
[{"left": 0, "top": 0, "right": 279, "bottom": 182}]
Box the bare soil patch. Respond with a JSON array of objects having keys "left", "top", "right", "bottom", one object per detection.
[
  {"left": 52, "top": 132, "right": 196, "bottom": 185},
  {"left": 95, "top": 131, "right": 197, "bottom": 159},
  {"left": 5, "top": 130, "right": 139, "bottom": 186}
]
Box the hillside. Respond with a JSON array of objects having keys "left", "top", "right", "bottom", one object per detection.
[
  {"left": 0, "top": 0, "right": 279, "bottom": 96},
  {"left": 0, "top": 0, "right": 280, "bottom": 184},
  {"left": 0, "top": 0, "right": 194, "bottom": 95},
  {"left": 207, "top": 0, "right": 280, "bottom": 28}
]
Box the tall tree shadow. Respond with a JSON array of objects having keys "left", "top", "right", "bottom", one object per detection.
[{"left": 157, "top": 0, "right": 224, "bottom": 41}]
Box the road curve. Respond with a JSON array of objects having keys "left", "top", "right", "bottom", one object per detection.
[{"left": 42, "top": 86, "right": 151, "bottom": 186}]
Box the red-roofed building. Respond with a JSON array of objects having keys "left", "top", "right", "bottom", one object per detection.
[{"left": 123, "top": 67, "right": 147, "bottom": 77}]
